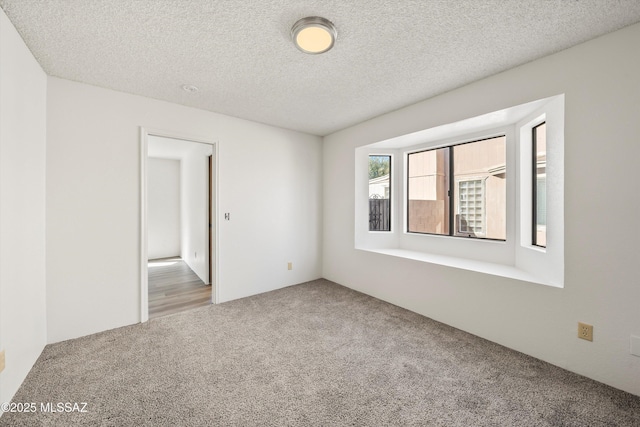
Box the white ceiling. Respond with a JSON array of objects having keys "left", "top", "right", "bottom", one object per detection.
[{"left": 2, "top": 1, "right": 640, "bottom": 136}]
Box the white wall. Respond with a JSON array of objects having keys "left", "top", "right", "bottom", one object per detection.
[
  {"left": 46, "top": 77, "right": 323, "bottom": 343},
  {"left": 147, "top": 158, "right": 181, "bottom": 260},
  {"left": 180, "top": 143, "right": 212, "bottom": 284},
  {"left": 0, "top": 8, "right": 47, "bottom": 406},
  {"left": 323, "top": 23, "right": 640, "bottom": 396}
]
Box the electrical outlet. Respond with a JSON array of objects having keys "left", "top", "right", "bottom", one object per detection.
[
  {"left": 0, "top": 349, "right": 5, "bottom": 373},
  {"left": 578, "top": 322, "right": 593, "bottom": 341},
  {"left": 287, "top": 262, "right": 293, "bottom": 271}
]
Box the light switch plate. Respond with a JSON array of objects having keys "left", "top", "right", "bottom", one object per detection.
[{"left": 631, "top": 335, "right": 640, "bottom": 357}]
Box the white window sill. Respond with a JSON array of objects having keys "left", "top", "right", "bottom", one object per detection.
[{"left": 357, "top": 247, "right": 562, "bottom": 288}]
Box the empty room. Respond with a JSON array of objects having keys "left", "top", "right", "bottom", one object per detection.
[{"left": 1, "top": 1, "right": 640, "bottom": 425}]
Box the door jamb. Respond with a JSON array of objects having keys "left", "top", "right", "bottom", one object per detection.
[{"left": 140, "top": 127, "right": 219, "bottom": 323}]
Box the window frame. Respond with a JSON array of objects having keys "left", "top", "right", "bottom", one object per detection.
[
  {"left": 405, "top": 135, "right": 507, "bottom": 242},
  {"left": 368, "top": 154, "right": 392, "bottom": 232},
  {"left": 532, "top": 122, "right": 546, "bottom": 248}
]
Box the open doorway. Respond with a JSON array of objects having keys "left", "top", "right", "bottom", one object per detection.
[{"left": 140, "top": 129, "right": 218, "bottom": 322}]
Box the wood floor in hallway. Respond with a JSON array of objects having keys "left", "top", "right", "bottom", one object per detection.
[{"left": 148, "top": 257, "right": 211, "bottom": 319}]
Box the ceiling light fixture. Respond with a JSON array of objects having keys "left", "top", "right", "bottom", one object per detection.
[{"left": 291, "top": 16, "right": 337, "bottom": 55}]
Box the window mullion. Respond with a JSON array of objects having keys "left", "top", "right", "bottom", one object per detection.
[
  {"left": 448, "top": 146, "right": 454, "bottom": 236},
  {"left": 532, "top": 126, "right": 538, "bottom": 245}
]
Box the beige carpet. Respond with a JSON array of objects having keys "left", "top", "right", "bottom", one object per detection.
[{"left": 1, "top": 279, "right": 639, "bottom": 426}]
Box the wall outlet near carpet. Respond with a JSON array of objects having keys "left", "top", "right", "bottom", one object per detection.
[
  {"left": 578, "top": 322, "right": 593, "bottom": 341},
  {"left": 0, "top": 349, "right": 5, "bottom": 373},
  {"left": 287, "top": 262, "right": 293, "bottom": 270}
]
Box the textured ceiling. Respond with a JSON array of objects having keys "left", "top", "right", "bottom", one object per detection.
[{"left": 2, "top": 1, "right": 640, "bottom": 136}]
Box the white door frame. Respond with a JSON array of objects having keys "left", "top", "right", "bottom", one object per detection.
[{"left": 140, "top": 127, "right": 220, "bottom": 323}]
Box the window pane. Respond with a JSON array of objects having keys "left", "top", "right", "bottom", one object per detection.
[
  {"left": 369, "top": 155, "right": 391, "bottom": 231},
  {"left": 533, "top": 123, "right": 546, "bottom": 247},
  {"left": 407, "top": 148, "right": 449, "bottom": 234},
  {"left": 453, "top": 136, "right": 506, "bottom": 239}
]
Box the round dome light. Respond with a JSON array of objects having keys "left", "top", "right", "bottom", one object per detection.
[{"left": 291, "top": 17, "right": 337, "bottom": 55}]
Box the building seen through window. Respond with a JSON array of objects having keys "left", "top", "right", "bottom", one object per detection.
[{"left": 407, "top": 136, "right": 506, "bottom": 240}]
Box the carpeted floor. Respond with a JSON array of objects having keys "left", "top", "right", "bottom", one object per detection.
[{"left": 1, "top": 279, "right": 639, "bottom": 426}]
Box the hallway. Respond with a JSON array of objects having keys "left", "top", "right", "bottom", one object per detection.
[{"left": 148, "top": 257, "right": 211, "bottom": 319}]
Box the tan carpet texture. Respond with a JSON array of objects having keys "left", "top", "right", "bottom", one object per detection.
[{"left": 1, "top": 279, "right": 639, "bottom": 426}]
